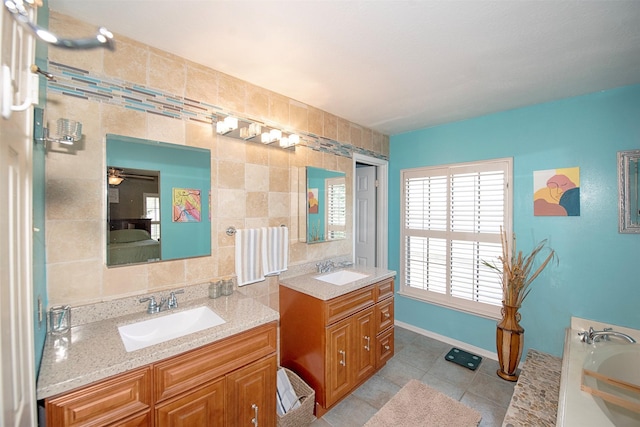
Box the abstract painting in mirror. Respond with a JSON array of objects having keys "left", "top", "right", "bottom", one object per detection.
[
  {"left": 618, "top": 149, "right": 640, "bottom": 233},
  {"left": 305, "top": 166, "right": 346, "bottom": 243},
  {"left": 106, "top": 134, "right": 211, "bottom": 266}
]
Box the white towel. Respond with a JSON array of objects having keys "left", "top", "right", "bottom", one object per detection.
[
  {"left": 262, "top": 226, "right": 288, "bottom": 276},
  {"left": 235, "top": 228, "right": 265, "bottom": 287}
]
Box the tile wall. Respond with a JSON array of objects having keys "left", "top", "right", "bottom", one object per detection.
[{"left": 44, "top": 12, "right": 389, "bottom": 308}]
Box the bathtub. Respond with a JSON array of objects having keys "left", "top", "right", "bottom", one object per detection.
[{"left": 557, "top": 317, "right": 640, "bottom": 426}]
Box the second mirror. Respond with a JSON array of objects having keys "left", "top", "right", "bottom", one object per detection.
[{"left": 305, "top": 166, "right": 346, "bottom": 243}]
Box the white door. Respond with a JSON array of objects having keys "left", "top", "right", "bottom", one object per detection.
[
  {"left": 0, "top": 4, "right": 37, "bottom": 427},
  {"left": 355, "top": 165, "right": 376, "bottom": 266}
]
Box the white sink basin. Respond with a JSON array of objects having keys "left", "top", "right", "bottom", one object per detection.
[
  {"left": 315, "top": 270, "right": 370, "bottom": 286},
  {"left": 118, "top": 306, "right": 226, "bottom": 352}
]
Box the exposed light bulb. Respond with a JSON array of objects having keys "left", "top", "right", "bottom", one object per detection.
[
  {"left": 224, "top": 116, "right": 238, "bottom": 130},
  {"left": 216, "top": 116, "right": 238, "bottom": 135},
  {"left": 270, "top": 129, "right": 282, "bottom": 141}
]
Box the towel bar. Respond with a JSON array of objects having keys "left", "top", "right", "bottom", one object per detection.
[{"left": 227, "top": 225, "right": 286, "bottom": 236}]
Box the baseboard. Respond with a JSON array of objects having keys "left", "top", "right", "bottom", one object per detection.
[{"left": 394, "top": 320, "right": 499, "bottom": 362}]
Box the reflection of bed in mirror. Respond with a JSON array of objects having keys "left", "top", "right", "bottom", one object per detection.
[
  {"left": 108, "top": 228, "right": 160, "bottom": 265},
  {"left": 109, "top": 218, "right": 152, "bottom": 233}
]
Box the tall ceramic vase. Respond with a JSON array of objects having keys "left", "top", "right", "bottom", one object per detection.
[{"left": 496, "top": 304, "right": 524, "bottom": 381}]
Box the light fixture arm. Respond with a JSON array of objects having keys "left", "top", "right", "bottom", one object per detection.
[{"left": 4, "top": 0, "right": 115, "bottom": 51}]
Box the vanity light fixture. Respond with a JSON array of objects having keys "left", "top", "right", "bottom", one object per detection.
[
  {"left": 107, "top": 168, "right": 124, "bottom": 186},
  {"left": 214, "top": 113, "right": 299, "bottom": 150},
  {"left": 280, "top": 134, "right": 299, "bottom": 148},
  {"left": 41, "top": 118, "right": 83, "bottom": 145},
  {"left": 239, "top": 122, "right": 261, "bottom": 140},
  {"left": 216, "top": 116, "right": 238, "bottom": 135},
  {"left": 261, "top": 128, "right": 282, "bottom": 144}
]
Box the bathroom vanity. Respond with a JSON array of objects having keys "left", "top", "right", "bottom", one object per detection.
[
  {"left": 37, "top": 293, "right": 279, "bottom": 426},
  {"left": 279, "top": 267, "right": 396, "bottom": 416}
]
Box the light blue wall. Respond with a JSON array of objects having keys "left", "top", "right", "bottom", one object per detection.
[{"left": 389, "top": 84, "right": 640, "bottom": 357}]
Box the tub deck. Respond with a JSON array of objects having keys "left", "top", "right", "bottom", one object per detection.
[{"left": 502, "top": 349, "right": 562, "bottom": 427}]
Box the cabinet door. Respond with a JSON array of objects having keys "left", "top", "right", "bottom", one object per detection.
[
  {"left": 155, "top": 378, "right": 224, "bottom": 427},
  {"left": 326, "top": 317, "right": 352, "bottom": 407},
  {"left": 226, "top": 355, "right": 276, "bottom": 427},
  {"left": 353, "top": 307, "right": 376, "bottom": 385}
]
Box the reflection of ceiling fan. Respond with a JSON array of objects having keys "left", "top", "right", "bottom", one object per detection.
[{"left": 107, "top": 167, "right": 156, "bottom": 186}]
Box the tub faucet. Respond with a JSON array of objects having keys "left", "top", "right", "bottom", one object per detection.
[{"left": 579, "top": 326, "right": 636, "bottom": 344}]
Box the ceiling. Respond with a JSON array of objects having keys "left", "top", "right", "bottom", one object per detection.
[{"left": 47, "top": 1, "right": 640, "bottom": 136}]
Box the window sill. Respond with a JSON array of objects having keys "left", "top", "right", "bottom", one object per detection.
[{"left": 398, "top": 288, "right": 502, "bottom": 321}]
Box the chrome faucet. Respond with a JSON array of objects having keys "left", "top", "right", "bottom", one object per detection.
[
  {"left": 139, "top": 295, "right": 165, "bottom": 314},
  {"left": 167, "top": 289, "right": 184, "bottom": 309},
  {"left": 579, "top": 326, "right": 637, "bottom": 344},
  {"left": 316, "top": 260, "right": 335, "bottom": 273}
]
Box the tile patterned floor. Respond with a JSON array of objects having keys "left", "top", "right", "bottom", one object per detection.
[{"left": 311, "top": 326, "right": 516, "bottom": 427}]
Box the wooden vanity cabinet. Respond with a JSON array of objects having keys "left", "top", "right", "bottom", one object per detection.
[
  {"left": 45, "top": 322, "right": 277, "bottom": 427},
  {"left": 280, "top": 278, "right": 394, "bottom": 415}
]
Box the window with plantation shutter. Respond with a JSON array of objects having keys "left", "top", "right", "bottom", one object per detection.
[
  {"left": 400, "top": 158, "right": 512, "bottom": 319},
  {"left": 326, "top": 177, "right": 346, "bottom": 240}
]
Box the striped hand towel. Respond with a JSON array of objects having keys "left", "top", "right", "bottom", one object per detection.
[
  {"left": 235, "top": 228, "right": 265, "bottom": 287},
  {"left": 262, "top": 226, "right": 289, "bottom": 276}
]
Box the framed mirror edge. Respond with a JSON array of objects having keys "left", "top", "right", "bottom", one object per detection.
[
  {"left": 618, "top": 149, "right": 640, "bottom": 233},
  {"left": 297, "top": 166, "right": 307, "bottom": 242}
]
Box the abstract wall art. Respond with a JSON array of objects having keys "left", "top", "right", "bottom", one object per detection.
[
  {"left": 533, "top": 167, "right": 580, "bottom": 216},
  {"left": 308, "top": 188, "right": 319, "bottom": 214},
  {"left": 173, "top": 188, "right": 202, "bottom": 222}
]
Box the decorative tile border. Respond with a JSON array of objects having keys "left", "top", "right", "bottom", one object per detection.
[{"left": 47, "top": 61, "right": 387, "bottom": 161}]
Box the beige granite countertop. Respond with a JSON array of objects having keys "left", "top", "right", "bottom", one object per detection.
[
  {"left": 279, "top": 266, "right": 396, "bottom": 300},
  {"left": 36, "top": 292, "right": 279, "bottom": 400}
]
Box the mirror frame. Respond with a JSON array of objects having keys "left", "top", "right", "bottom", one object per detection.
[{"left": 618, "top": 149, "right": 640, "bottom": 233}]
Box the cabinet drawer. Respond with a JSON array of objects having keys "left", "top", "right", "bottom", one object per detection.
[
  {"left": 375, "top": 278, "right": 394, "bottom": 301},
  {"left": 375, "top": 297, "right": 394, "bottom": 333},
  {"left": 154, "top": 322, "right": 277, "bottom": 402},
  {"left": 46, "top": 367, "right": 151, "bottom": 427},
  {"left": 376, "top": 327, "right": 394, "bottom": 369},
  {"left": 325, "top": 285, "right": 375, "bottom": 325}
]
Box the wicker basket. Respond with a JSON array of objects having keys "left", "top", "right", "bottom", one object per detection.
[{"left": 277, "top": 367, "right": 316, "bottom": 427}]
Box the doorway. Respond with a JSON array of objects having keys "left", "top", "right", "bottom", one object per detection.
[{"left": 353, "top": 154, "right": 388, "bottom": 268}]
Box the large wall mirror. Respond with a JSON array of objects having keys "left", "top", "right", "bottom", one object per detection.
[
  {"left": 106, "top": 134, "right": 211, "bottom": 266},
  {"left": 303, "top": 166, "right": 347, "bottom": 243},
  {"left": 618, "top": 149, "right": 640, "bottom": 233}
]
